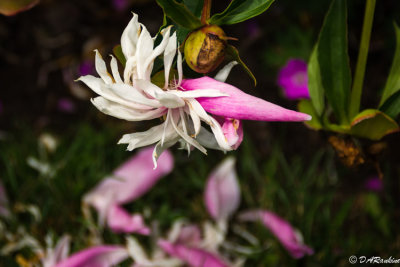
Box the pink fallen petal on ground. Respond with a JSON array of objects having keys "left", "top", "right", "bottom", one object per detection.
[
  {"left": 83, "top": 147, "right": 173, "bottom": 233},
  {"left": 204, "top": 157, "right": 240, "bottom": 222},
  {"left": 107, "top": 204, "right": 150, "bottom": 234},
  {"left": 53, "top": 245, "right": 129, "bottom": 267},
  {"left": 181, "top": 77, "right": 311, "bottom": 121},
  {"left": 239, "top": 210, "right": 313, "bottom": 258},
  {"left": 158, "top": 240, "right": 229, "bottom": 267},
  {"left": 277, "top": 59, "right": 310, "bottom": 100}
]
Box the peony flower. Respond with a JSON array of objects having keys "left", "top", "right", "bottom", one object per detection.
[
  {"left": 277, "top": 59, "right": 310, "bottom": 100},
  {"left": 83, "top": 147, "right": 173, "bottom": 234},
  {"left": 53, "top": 245, "right": 129, "bottom": 267},
  {"left": 79, "top": 14, "right": 311, "bottom": 167},
  {"left": 239, "top": 210, "right": 314, "bottom": 259}
]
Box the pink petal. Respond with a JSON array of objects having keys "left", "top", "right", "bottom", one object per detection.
[
  {"left": 158, "top": 240, "right": 229, "bottom": 267},
  {"left": 181, "top": 77, "right": 311, "bottom": 121},
  {"left": 204, "top": 157, "right": 240, "bottom": 221},
  {"left": 53, "top": 245, "right": 129, "bottom": 267},
  {"left": 84, "top": 147, "right": 173, "bottom": 226},
  {"left": 215, "top": 116, "right": 243, "bottom": 150},
  {"left": 107, "top": 205, "right": 150, "bottom": 234},
  {"left": 277, "top": 59, "right": 310, "bottom": 100},
  {"left": 239, "top": 210, "right": 314, "bottom": 259}
]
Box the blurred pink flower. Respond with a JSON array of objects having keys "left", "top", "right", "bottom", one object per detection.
[
  {"left": 112, "top": 0, "right": 130, "bottom": 11},
  {"left": 239, "top": 210, "right": 314, "bottom": 259},
  {"left": 57, "top": 98, "right": 76, "bottom": 113},
  {"left": 364, "top": 176, "right": 383, "bottom": 192},
  {"left": 78, "top": 60, "right": 94, "bottom": 76},
  {"left": 277, "top": 59, "right": 310, "bottom": 100},
  {"left": 53, "top": 245, "right": 129, "bottom": 267},
  {"left": 204, "top": 157, "right": 240, "bottom": 223},
  {"left": 0, "top": 180, "right": 10, "bottom": 218},
  {"left": 83, "top": 147, "right": 174, "bottom": 233},
  {"left": 182, "top": 77, "right": 311, "bottom": 121},
  {"left": 158, "top": 240, "right": 230, "bottom": 267}
]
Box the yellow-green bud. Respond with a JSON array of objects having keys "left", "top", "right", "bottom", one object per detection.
[{"left": 184, "top": 25, "right": 227, "bottom": 74}]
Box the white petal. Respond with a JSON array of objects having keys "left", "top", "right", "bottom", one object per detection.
[
  {"left": 143, "top": 26, "right": 172, "bottom": 81},
  {"left": 79, "top": 75, "right": 155, "bottom": 110},
  {"left": 91, "top": 97, "right": 166, "bottom": 121},
  {"left": 110, "top": 55, "right": 123, "bottom": 84},
  {"left": 214, "top": 61, "right": 238, "bottom": 83},
  {"left": 121, "top": 13, "right": 140, "bottom": 58},
  {"left": 110, "top": 83, "right": 162, "bottom": 108},
  {"left": 208, "top": 116, "right": 233, "bottom": 151},
  {"left": 164, "top": 32, "right": 177, "bottom": 89},
  {"left": 95, "top": 50, "right": 113, "bottom": 84},
  {"left": 177, "top": 49, "right": 183, "bottom": 85},
  {"left": 135, "top": 79, "right": 185, "bottom": 108},
  {"left": 126, "top": 237, "right": 151, "bottom": 264},
  {"left": 118, "top": 123, "right": 165, "bottom": 151},
  {"left": 186, "top": 104, "right": 201, "bottom": 136},
  {"left": 187, "top": 99, "right": 211, "bottom": 123},
  {"left": 153, "top": 136, "right": 179, "bottom": 169},
  {"left": 170, "top": 110, "right": 207, "bottom": 154},
  {"left": 136, "top": 24, "right": 154, "bottom": 80},
  {"left": 172, "top": 89, "right": 228, "bottom": 99}
]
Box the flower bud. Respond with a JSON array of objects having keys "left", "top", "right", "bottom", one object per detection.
[{"left": 184, "top": 25, "right": 227, "bottom": 73}]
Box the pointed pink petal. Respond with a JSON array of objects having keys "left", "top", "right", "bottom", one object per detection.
[
  {"left": 158, "top": 240, "right": 229, "bottom": 267},
  {"left": 181, "top": 77, "right": 311, "bottom": 121},
  {"left": 239, "top": 210, "right": 314, "bottom": 258},
  {"left": 204, "top": 157, "right": 240, "bottom": 221},
  {"left": 53, "top": 245, "right": 129, "bottom": 267},
  {"left": 278, "top": 59, "right": 310, "bottom": 100},
  {"left": 107, "top": 205, "right": 150, "bottom": 234}
]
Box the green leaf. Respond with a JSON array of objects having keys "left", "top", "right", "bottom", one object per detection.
[
  {"left": 350, "top": 109, "right": 399, "bottom": 140},
  {"left": 0, "top": 0, "right": 39, "bottom": 16},
  {"left": 379, "top": 23, "right": 400, "bottom": 106},
  {"left": 226, "top": 45, "right": 256, "bottom": 86},
  {"left": 209, "top": 0, "right": 275, "bottom": 25},
  {"left": 184, "top": 0, "right": 203, "bottom": 17},
  {"left": 308, "top": 46, "right": 325, "bottom": 116},
  {"left": 151, "top": 69, "right": 179, "bottom": 88},
  {"left": 380, "top": 90, "right": 400, "bottom": 119},
  {"left": 298, "top": 100, "right": 322, "bottom": 130},
  {"left": 112, "top": 45, "right": 126, "bottom": 67},
  {"left": 317, "top": 0, "right": 351, "bottom": 124},
  {"left": 156, "top": 0, "right": 203, "bottom": 30}
]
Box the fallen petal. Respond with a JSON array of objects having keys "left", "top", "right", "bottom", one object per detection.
[
  {"left": 53, "top": 245, "right": 129, "bottom": 267},
  {"left": 107, "top": 205, "right": 150, "bottom": 234},
  {"left": 158, "top": 240, "right": 229, "bottom": 267},
  {"left": 204, "top": 157, "right": 240, "bottom": 222},
  {"left": 239, "top": 210, "right": 314, "bottom": 259}
]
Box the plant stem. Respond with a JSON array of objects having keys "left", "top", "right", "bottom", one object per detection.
[
  {"left": 349, "top": 0, "right": 376, "bottom": 118},
  {"left": 201, "top": 0, "right": 212, "bottom": 25}
]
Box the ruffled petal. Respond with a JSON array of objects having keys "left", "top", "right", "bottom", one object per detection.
[
  {"left": 91, "top": 97, "right": 166, "bottom": 121},
  {"left": 121, "top": 13, "right": 140, "bottom": 59}
]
